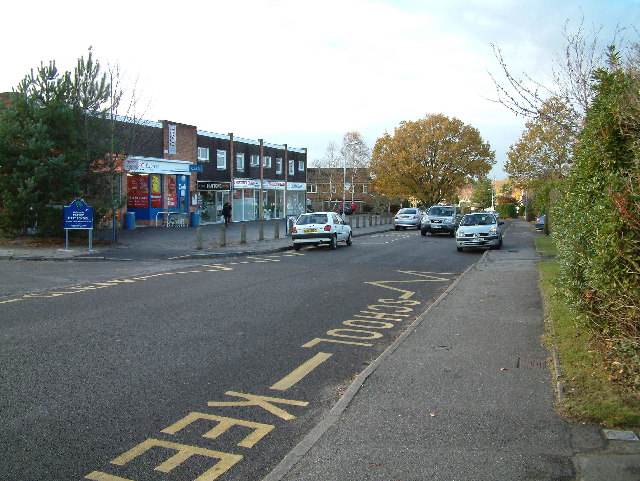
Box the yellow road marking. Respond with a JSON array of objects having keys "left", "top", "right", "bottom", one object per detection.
[
  {"left": 269, "top": 352, "right": 333, "bottom": 391},
  {"left": 110, "top": 438, "right": 242, "bottom": 481}
]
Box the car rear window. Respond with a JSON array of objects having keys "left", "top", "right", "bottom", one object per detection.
[
  {"left": 399, "top": 209, "right": 417, "bottom": 214},
  {"left": 297, "top": 214, "right": 328, "bottom": 225}
]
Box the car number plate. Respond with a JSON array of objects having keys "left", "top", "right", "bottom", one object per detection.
[
  {"left": 304, "top": 228, "right": 317, "bottom": 233},
  {"left": 432, "top": 225, "right": 440, "bottom": 228}
]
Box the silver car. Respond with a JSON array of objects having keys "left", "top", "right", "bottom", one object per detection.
[
  {"left": 421, "top": 205, "right": 461, "bottom": 237},
  {"left": 393, "top": 208, "right": 423, "bottom": 230},
  {"left": 456, "top": 213, "right": 504, "bottom": 251}
]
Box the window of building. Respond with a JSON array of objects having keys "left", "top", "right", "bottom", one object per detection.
[
  {"left": 288, "top": 160, "right": 295, "bottom": 176},
  {"left": 307, "top": 184, "right": 317, "bottom": 194},
  {"left": 263, "top": 156, "right": 272, "bottom": 168},
  {"left": 217, "top": 150, "right": 226, "bottom": 170},
  {"left": 362, "top": 184, "right": 368, "bottom": 194},
  {"left": 197, "top": 147, "right": 209, "bottom": 162},
  {"left": 250, "top": 154, "right": 260, "bottom": 167},
  {"left": 236, "top": 153, "right": 245, "bottom": 172},
  {"left": 276, "top": 158, "right": 283, "bottom": 174},
  {"left": 298, "top": 161, "right": 305, "bottom": 172}
]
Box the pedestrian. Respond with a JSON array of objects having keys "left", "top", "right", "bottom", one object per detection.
[{"left": 222, "top": 201, "right": 232, "bottom": 226}]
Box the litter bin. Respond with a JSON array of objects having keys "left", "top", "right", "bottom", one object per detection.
[
  {"left": 190, "top": 211, "right": 201, "bottom": 227},
  {"left": 124, "top": 211, "right": 135, "bottom": 229}
]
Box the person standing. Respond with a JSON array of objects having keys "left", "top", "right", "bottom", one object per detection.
[{"left": 222, "top": 201, "right": 232, "bottom": 226}]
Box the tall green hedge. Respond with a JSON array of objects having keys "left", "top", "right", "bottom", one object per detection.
[{"left": 553, "top": 53, "right": 639, "bottom": 353}]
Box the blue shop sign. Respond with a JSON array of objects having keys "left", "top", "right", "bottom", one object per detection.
[
  {"left": 63, "top": 199, "right": 93, "bottom": 229},
  {"left": 189, "top": 164, "right": 203, "bottom": 172}
]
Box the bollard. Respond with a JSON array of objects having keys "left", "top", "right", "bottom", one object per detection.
[
  {"left": 356, "top": 215, "right": 360, "bottom": 228},
  {"left": 195, "top": 226, "right": 203, "bottom": 250},
  {"left": 240, "top": 222, "right": 247, "bottom": 244},
  {"left": 274, "top": 220, "right": 280, "bottom": 239},
  {"left": 368, "top": 215, "right": 372, "bottom": 226},
  {"left": 220, "top": 224, "right": 227, "bottom": 247},
  {"left": 259, "top": 221, "right": 264, "bottom": 241}
]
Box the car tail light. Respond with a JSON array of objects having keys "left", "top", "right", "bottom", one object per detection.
[
  {"left": 413, "top": 215, "right": 419, "bottom": 219},
  {"left": 324, "top": 225, "right": 331, "bottom": 232}
]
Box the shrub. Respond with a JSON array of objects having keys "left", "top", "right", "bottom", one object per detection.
[
  {"left": 553, "top": 51, "right": 639, "bottom": 367},
  {"left": 496, "top": 203, "right": 517, "bottom": 218}
]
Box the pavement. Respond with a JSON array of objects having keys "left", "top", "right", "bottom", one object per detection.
[{"left": 1, "top": 217, "right": 638, "bottom": 480}]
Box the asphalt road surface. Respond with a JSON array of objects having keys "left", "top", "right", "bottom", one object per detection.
[{"left": 1, "top": 229, "right": 484, "bottom": 481}]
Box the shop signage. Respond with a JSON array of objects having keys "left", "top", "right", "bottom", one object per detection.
[
  {"left": 263, "top": 180, "right": 286, "bottom": 190},
  {"left": 197, "top": 181, "right": 231, "bottom": 191},
  {"left": 234, "top": 178, "right": 261, "bottom": 189},
  {"left": 189, "top": 164, "right": 203, "bottom": 172},
  {"left": 168, "top": 124, "right": 177, "bottom": 154},
  {"left": 287, "top": 182, "right": 306, "bottom": 191},
  {"left": 124, "top": 156, "right": 192, "bottom": 175}
]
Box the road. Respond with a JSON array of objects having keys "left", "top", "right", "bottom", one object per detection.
[{"left": 1, "top": 228, "right": 485, "bottom": 481}]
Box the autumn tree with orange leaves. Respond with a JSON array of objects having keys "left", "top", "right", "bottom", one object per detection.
[{"left": 370, "top": 114, "right": 495, "bottom": 207}]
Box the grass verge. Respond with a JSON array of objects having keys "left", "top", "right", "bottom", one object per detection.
[{"left": 535, "top": 235, "right": 640, "bottom": 427}]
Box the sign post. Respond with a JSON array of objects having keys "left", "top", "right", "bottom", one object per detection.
[{"left": 63, "top": 199, "right": 94, "bottom": 251}]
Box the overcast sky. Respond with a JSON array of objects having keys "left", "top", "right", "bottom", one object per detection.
[{"left": 2, "top": 0, "right": 638, "bottom": 178}]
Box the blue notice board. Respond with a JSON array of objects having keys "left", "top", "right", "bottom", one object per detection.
[{"left": 63, "top": 199, "right": 94, "bottom": 229}]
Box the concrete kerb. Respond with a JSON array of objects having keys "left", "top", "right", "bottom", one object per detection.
[
  {"left": 262, "top": 248, "right": 489, "bottom": 481},
  {"left": 0, "top": 224, "right": 394, "bottom": 262}
]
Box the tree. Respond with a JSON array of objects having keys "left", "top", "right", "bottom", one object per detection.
[
  {"left": 370, "top": 114, "right": 495, "bottom": 206},
  {"left": 470, "top": 177, "right": 493, "bottom": 209},
  {"left": 505, "top": 97, "right": 577, "bottom": 190},
  {"left": 0, "top": 49, "right": 119, "bottom": 235}
]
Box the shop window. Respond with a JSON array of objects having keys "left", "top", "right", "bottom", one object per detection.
[
  {"left": 198, "top": 147, "right": 209, "bottom": 162},
  {"left": 217, "top": 150, "right": 226, "bottom": 170},
  {"left": 298, "top": 161, "right": 305, "bottom": 172},
  {"left": 236, "top": 153, "right": 245, "bottom": 172},
  {"left": 263, "top": 156, "right": 272, "bottom": 168},
  {"left": 276, "top": 158, "right": 283, "bottom": 174},
  {"left": 250, "top": 154, "right": 260, "bottom": 167},
  {"left": 288, "top": 160, "right": 295, "bottom": 176}
]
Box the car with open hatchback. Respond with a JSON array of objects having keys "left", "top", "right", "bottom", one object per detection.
[{"left": 291, "top": 212, "right": 352, "bottom": 250}]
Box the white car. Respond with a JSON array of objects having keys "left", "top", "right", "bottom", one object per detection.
[
  {"left": 456, "top": 213, "right": 504, "bottom": 251},
  {"left": 292, "top": 212, "right": 353, "bottom": 250}
]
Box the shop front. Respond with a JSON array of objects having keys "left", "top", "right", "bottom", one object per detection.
[
  {"left": 124, "top": 157, "right": 192, "bottom": 224},
  {"left": 197, "top": 180, "right": 231, "bottom": 223},
  {"left": 287, "top": 182, "right": 306, "bottom": 217},
  {"left": 262, "top": 180, "right": 285, "bottom": 220},
  {"left": 232, "top": 178, "right": 260, "bottom": 222}
]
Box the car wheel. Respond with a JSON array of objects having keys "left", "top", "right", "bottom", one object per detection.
[
  {"left": 346, "top": 233, "right": 353, "bottom": 246},
  {"left": 294, "top": 244, "right": 302, "bottom": 251},
  {"left": 330, "top": 235, "right": 337, "bottom": 250},
  {"left": 421, "top": 229, "right": 427, "bottom": 236},
  {"left": 456, "top": 246, "right": 463, "bottom": 252},
  {"left": 449, "top": 230, "right": 456, "bottom": 237},
  {"left": 394, "top": 226, "right": 400, "bottom": 231}
]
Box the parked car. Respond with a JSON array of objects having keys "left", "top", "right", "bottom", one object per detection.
[
  {"left": 455, "top": 213, "right": 504, "bottom": 251},
  {"left": 484, "top": 209, "right": 500, "bottom": 219},
  {"left": 292, "top": 212, "right": 352, "bottom": 250},
  {"left": 421, "top": 205, "right": 461, "bottom": 237},
  {"left": 393, "top": 208, "right": 423, "bottom": 230},
  {"left": 535, "top": 215, "right": 546, "bottom": 230}
]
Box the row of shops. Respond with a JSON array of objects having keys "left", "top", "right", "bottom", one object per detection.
[{"left": 106, "top": 119, "right": 308, "bottom": 226}]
